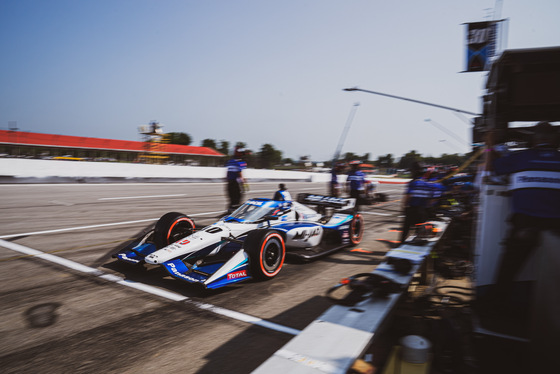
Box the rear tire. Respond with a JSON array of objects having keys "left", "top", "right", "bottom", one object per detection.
[
  {"left": 245, "top": 230, "right": 285, "bottom": 280},
  {"left": 153, "top": 212, "right": 195, "bottom": 249},
  {"left": 350, "top": 214, "right": 364, "bottom": 245}
]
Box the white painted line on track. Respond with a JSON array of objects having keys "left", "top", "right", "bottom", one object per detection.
[
  {"left": 49, "top": 200, "right": 74, "bottom": 206},
  {"left": 0, "top": 239, "right": 300, "bottom": 336},
  {"left": 0, "top": 210, "right": 226, "bottom": 239},
  {"left": 190, "top": 210, "right": 226, "bottom": 217},
  {"left": 99, "top": 194, "right": 187, "bottom": 201},
  {"left": 360, "top": 211, "right": 394, "bottom": 217},
  {"left": 194, "top": 302, "right": 300, "bottom": 336},
  {"left": 248, "top": 187, "right": 323, "bottom": 194},
  {"left": 0, "top": 239, "right": 102, "bottom": 275},
  {"left": 0, "top": 219, "right": 157, "bottom": 239}
]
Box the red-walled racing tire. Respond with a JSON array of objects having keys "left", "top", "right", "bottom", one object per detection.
[
  {"left": 245, "top": 230, "right": 286, "bottom": 280},
  {"left": 350, "top": 214, "right": 364, "bottom": 245},
  {"left": 153, "top": 212, "right": 195, "bottom": 249}
]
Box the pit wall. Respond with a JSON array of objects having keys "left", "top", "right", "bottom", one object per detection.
[{"left": 0, "top": 158, "right": 409, "bottom": 184}]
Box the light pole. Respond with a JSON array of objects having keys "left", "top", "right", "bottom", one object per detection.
[
  {"left": 343, "top": 87, "right": 479, "bottom": 116},
  {"left": 332, "top": 102, "right": 360, "bottom": 164},
  {"left": 424, "top": 118, "right": 471, "bottom": 150}
]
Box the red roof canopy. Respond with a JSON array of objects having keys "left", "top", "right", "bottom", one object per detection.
[{"left": 0, "top": 130, "right": 224, "bottom": 157}]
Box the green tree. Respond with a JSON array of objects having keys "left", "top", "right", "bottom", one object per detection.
[
  {"left": 376, "top": 154, "right": 394, "bottom": 168},
  {"left": 166, "top": 132, "right": 192, "bottom": 145},
  {"left": 342, "top": 152, "right": 359, "bottom": 162},
  {"left": 218, "top": 140, "right": 229, "bottom": 156},
  {"left": 438, "top": 153, "right": 467, "bottom": 166},
  {"left": 201, "top": 138, "right": 217, "bottom": 150},
  {"left": 258, "top": 144, "right": 283, "bottom": 169},
  {"left": 397, "top": 150, "right": 422, "bottom": 170}
]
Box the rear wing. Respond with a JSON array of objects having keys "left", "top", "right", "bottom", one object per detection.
[{"left": 297, "top": 193, "right": 356, "bottom": 210}]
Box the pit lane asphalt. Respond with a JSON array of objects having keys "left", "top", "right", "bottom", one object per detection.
[{"left": 0, "top": 182, "right": 406, "bottom": 374}]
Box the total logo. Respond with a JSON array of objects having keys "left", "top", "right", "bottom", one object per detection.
[{"left": 227, "top": 270, "right": 247, "bottom": 280}]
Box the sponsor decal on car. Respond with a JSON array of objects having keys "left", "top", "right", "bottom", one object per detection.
[
  {"left": 165, "top": 243, "right": 183, "bottom": 252},
  {"left": 305, "top": 194, "right": 346, "bottom": 204},
  {"left": 293, "top": 227, "right": 321, "bottom": 241},
  {"left": 167, "top": 262, "right": 200, "bottom": 282},
  {"left": 227, "top": 270, "right": 248, "bottom": 280}
]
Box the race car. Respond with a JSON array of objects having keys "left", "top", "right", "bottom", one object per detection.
[{"left": 113, "top": 193, "right": 364, "bottom": 289}]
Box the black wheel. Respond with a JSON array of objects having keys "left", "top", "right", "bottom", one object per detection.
[
  {"left": 153, "top": 212, "right": 195, "bottom": 249},
  {"left": 350, "top": 214, "right": 364, "bottom": 245},
  {"left": 244, "top": 230, "right": 285, "bottom": 280}
]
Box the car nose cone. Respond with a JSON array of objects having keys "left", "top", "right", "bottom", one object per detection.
[{"left": 145, "top": 254, "right": 158, "bottom": 264}]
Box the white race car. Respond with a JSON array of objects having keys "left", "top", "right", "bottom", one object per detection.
[{"left": 113, "top": 194, "right": 364, "bottom": 289}]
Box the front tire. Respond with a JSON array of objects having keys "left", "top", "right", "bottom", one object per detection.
[
  {"left": 244, "top": 230, "right": 286, "bottom": 280},
  {"left": 153, "top": 212, "right": 195, "bottom": 249},
  {"left": 350, "top": 214, "right": 364, "bottom": 245}
]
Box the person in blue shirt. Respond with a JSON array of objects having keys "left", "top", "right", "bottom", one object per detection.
[
  {"left": 273, "top": 183, "right": 292, "bottom": 201},
  {"left": 490, "top": 121, "right": 560, "bottom": 308},
  {"left": 400, "top": 161, "right": 434, "bottom": 243},
  {"left": 346, "top": 160, "right": 366, "bottom": 211},
  {"left": 225, "top": 147, "right": 247, "bottom": 213}
]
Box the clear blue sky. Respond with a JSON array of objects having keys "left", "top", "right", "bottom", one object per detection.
[{"left": 1, "top": 0, "right": 559, "bottom": 161}]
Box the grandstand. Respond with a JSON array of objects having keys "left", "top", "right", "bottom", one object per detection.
[{"left": 0, "top": 130, "right": 224, "bottom": 166}]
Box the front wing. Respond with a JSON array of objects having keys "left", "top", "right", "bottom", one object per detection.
[
  {"left": 112, "top": 226, "right": 158, "bottom": 265},
  {"left": 162, "top": 249, "right": 251, "bottom": 289},
  {"left": 113, "top": 229, "right": 253, "bottom": 289}
]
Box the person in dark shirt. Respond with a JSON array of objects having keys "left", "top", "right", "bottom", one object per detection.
[
  {"left": 400, "top": 162, "right": 434, "bottom": 243},
  {"left": 346, "top": 161, "right": 367, "bottom": 212},
  {"left": 491, "top": 122, "right": 560, "bottom": 307},
  {"left": 225, "top": 147, "right": 247, "bottom": 213}
]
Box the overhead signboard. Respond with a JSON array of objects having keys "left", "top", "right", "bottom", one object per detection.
[{"left": 464, "top": 20, "right": 502, "bottom": 72}]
